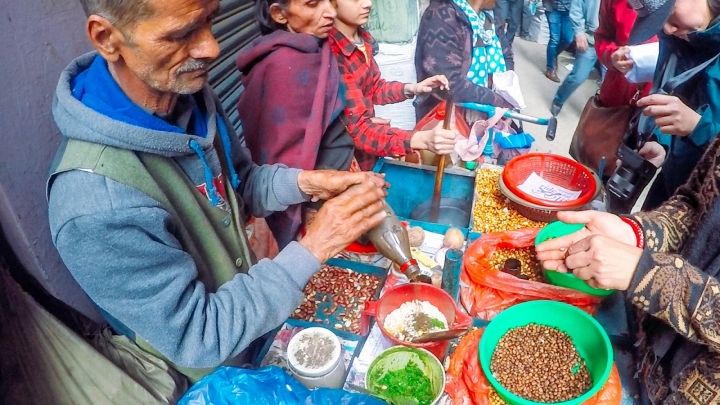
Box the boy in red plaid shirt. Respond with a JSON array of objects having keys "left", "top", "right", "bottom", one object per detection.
[{"left": 329, "top": 0, "right": 457, "bottom": 171}]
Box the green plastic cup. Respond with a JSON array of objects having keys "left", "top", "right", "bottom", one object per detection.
[
  {"left": 535, "top": 221, "right": 615, "bottom": 297},
  {"left": 479, "top": 301, "right": 613, "bottom": 405},
  {"left": 366, "top": 346, "right": 446, "bottom": 405}
]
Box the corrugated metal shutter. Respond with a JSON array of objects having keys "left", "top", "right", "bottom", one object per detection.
[{"left": 210, "top": 0, "right": 260, "bottom": 135}]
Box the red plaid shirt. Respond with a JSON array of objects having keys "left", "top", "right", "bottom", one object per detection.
[{"left": 329, "top": 27, "right": 413, "bottom": 171}]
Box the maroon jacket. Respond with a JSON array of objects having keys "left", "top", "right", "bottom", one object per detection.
[{"left": 236, "top": 30, "right": 353, "bottom": 248}]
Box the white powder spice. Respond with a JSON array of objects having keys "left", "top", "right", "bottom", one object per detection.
[{"left": 383, "top": 300, "right": 448, "bottom": 341}]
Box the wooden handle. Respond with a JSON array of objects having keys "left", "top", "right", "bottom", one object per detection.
[{"left": 430, "top": 102, "right": 453, "bottom": 223}]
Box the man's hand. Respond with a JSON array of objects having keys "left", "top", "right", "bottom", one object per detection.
[
  {"left": 535, "top": 210, "right": 636, "bottom": 272},
  {"left": 404, "top": 75, "right": 450, "bottom": 96},
  {"left": 300, "top": 180, "right": 387, "bottom": 263},
  {"left": 637, "top": 94, "right": 701, "bottom": 136},
  {"left": 561, "top": 235, "right": 643, "bottom": 291},
  {"left": 611, "top": 46, "right": 633, "bottom": 73},
  {"left": 410, "top": 123, "right": 457, "bottom": 155},
  {"left": 575, "top": 34, "right": 589, "bottom": 52},
  {"left": 297, "top": 171, "right": 388, "bottom": 202}
]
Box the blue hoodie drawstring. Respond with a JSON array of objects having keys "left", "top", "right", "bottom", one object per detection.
[
  {"left": 188, "top": 139, "right": 220, "bottom": 207},
  {"left": 216, "top": 117, "right": 240, "bottom": 190}
]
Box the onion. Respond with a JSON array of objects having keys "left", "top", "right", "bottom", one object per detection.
[
  {"left": 407, "top": 226, "right": 425, "bottom": 247},
  {"left": 443, "top": 227, "right": 465, "bottom": 249}
]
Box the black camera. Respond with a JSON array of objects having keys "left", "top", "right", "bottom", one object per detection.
[{"left": 605, "top": 110, "right": 658, "bottom": 214}]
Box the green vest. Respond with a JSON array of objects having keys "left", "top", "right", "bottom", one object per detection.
[{"left": 49, "top": 137, "right": 257, "bottom": 382}]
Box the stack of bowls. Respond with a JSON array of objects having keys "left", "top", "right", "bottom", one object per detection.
[{"left": 498, "top": 153, "right": 601, "bottom": 222}]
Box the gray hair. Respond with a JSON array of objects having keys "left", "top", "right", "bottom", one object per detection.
[{"left": 78, "top": 0, "right": 155, "bottom": 31}]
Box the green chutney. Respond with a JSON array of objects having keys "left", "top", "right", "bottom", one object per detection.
[{"left": 376, "top": 361, "right": 435, "bottom": 405}]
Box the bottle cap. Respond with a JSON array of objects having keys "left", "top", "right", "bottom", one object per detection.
[
  {"left": 465, "top": 161, "right": 477, "bottom": 170},
  {"left": 435, "top": 108, "right": 446, "bottom": 120}
]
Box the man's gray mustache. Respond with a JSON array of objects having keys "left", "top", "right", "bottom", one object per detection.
[{"left": 177, "top": 60, "right": 210, "bottom": 74}]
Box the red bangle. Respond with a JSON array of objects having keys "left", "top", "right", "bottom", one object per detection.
[{"left": 620, "top": 217, "right": 644, "bottom": 249}]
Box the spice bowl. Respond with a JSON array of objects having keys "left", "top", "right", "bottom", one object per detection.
[
  {"left": 286, "top": 327, "right": 346, "bottom": 389},
  {"left": 362, "top": 283, "right": 473, "bottom": 360},
  {"left": 479, "top": 301, "right": 613, "bottom": 405},
  {"left": 366, "top": 346, "right": 446, "bottom": 405}
]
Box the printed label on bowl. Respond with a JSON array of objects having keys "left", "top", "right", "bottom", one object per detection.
[{"left": 517, "top": 173, "right": 582, "bottom": 202}]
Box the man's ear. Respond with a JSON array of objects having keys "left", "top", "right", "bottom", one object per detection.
[
  {"left": 86, "top": 15, "right": 127, "bottom": 63},
  {"left": 269, "top": 3, "right": 288, "bottom": 26}
]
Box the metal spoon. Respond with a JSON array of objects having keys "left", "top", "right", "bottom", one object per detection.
[
  {"left": 409, "top": 327, "right": 470, "bottom": 344},
  {"left": 347, "top": 383, "right": 420, "bottom": 405}
]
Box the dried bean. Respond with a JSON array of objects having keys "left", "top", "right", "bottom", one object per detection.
[
  {"left": 490, "top": 324, "right": 592, "bottom": 403},
  {"left": 291, "top": 265, "right": 381, "bottom": 334}
]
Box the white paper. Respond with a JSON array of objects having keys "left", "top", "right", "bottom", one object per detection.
[
  {"left": 625, "top": 42, "right": 659, "bottom": 84},
  {"left": 492, "top": 70, "right": 527, "bottom": 110},
  {"left": 516, "top": 172, "right": 582, "bottom": 202}
]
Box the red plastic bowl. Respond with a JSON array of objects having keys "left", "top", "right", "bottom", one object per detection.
[
  {"left": 501, "top": 153, "right": 597, "bottom": 208},
  {"left": 361, "top": 283, "right": 472, "bottom": 360}
]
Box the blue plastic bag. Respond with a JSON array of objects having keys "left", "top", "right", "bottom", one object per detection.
[{"left": 178, "top": 366, "right": 386, "bottom": 405}]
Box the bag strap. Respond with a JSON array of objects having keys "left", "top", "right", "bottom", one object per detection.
[{"left": 660, "top": 53, "right": 720, "bottom": 95}]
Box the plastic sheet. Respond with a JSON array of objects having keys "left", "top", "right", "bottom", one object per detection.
[
  {"left": 178, "top": 366, "right": 386, "bottom": 405},
  {"left": 460, "top": 229, "right": 602, "bottom": 321},
  {"left": 445, "top": 329, "right": 622, "bottom": 405}
]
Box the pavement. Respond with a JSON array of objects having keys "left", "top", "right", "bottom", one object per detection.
[{"left": 508, "top": 38, "right": 599, "bottom": 157}]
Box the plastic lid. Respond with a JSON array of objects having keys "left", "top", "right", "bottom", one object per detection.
[
  {"left": 465, "top": 161, "right": 477, "bottom": 170},
  {"left": 435, "top": 108, "right": 446, "bottom": 120},
  {"left": 287, "top": 327, "right": 342, "bottom": 378}
]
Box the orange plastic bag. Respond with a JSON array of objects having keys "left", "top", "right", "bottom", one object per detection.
[
  {"left": 445, "top": 329, "right": 622, "bottom": 405},
  {"left": 460, "top": 228, "right": 602, "bottom": 321}
]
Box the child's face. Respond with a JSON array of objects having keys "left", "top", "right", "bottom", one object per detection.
[{"left": 333, "top": 0, "right": 373, "bottom": 27}]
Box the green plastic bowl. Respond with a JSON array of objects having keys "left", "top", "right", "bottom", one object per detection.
[
  {"left": 535, "top": 221, "right": 615, "bottom": 297},
  {"left": 366, "top": 346, "right": 446, "bottom": 405},
  {"left": 479, "top": 301, "right": 613, "bottom": 405}
]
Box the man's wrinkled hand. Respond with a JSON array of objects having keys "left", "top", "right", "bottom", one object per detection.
[
  {"left": 300, "top": 180, "right": 388, "bottom": 263},
  {"left": 297, "top": 170, "right": 388, "bottom": 202}
]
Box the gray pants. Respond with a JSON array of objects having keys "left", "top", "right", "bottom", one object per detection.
[{"left": 496, "top": 0, "right": 523, "bottom": 44}]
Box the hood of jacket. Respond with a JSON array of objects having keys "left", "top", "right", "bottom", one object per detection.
[{"left": 52, "top": 52, "right": 222, "bottom": 159}]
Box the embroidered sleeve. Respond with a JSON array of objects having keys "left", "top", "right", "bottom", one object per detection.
[
  {"left": 628, "top": 251, "right": 720, "bottom": 352},
  {"left": 632, "top": 135, "right": 720, "bottom": 253}
]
